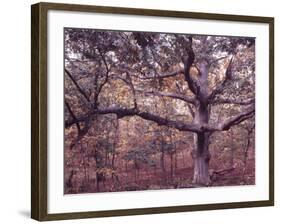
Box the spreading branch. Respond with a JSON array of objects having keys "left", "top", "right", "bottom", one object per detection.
[
  {"left": 211, "top": 98, "right": 255, "bottom": 105},
  {"left": 92, "top": 50, "right": 110, "bottom": 107},
  {"left": 135, "top": 37, "right": 198, "bottom": 93},
  {"left": 65, "top": 106, "right": 201, "bottom": 133},
  {"left": 97, "top": 49, "right": 110, "bottom": 94},
  {"left": 111, "top": 74, "right": 138, "bottom": 109},
  {"left": 136, "top": 69, "right": 184, "bottom": 80},
  {"left": 69, "top": 116, "right": 93, "bottom": 149},
  {"left": 65, "top": 100, "right": 81, "bottom": 133},
  {"left": 206, "top": 107, "right": 255, "bottom": 132},
  {"left": 65, "top": 68, "right": 90, "bottom": 102},
  {"left": 65, "top": 105, "right": 94, "bottom": 149},
  {"left": 135, "top": 88, "right": 196, "bottom": 105},
  {"left": 186, "top": 103, "right": 195, "bottom": 118},
  {"left": 208, "top": 56, "right": 233, "bottom": 102},
  {"left": 209, "top": 56, "right": 228, "bottom": 66}
]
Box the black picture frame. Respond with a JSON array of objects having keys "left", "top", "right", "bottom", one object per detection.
[{"left": 31, "top": 2, "right": 274, "bottom": 221}]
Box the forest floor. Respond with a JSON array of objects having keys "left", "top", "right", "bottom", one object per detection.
[{"left": 65, "top": 154, "right": 255, "bottom": 194}]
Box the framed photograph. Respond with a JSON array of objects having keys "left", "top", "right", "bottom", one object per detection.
[{"left": 31, "top": 2, "right": 274, "bottom": 221}]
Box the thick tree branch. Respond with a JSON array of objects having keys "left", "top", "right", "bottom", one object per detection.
[
  {"left": 182, "top": 37, "right": 199, "bottom": 95},
  {"left": 65, "top": 107, "right": 201, "bottom": 133}
]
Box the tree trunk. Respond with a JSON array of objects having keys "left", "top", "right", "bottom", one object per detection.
[
  {"left": 192, "top": 101, "right": 211, "bottom": 185},
  {"left": 192, "top": 132, "right": 211, "bottom": 185}
]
